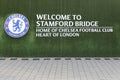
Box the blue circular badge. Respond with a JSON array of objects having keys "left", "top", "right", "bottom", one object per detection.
[{"left": 4, "top": 14, "right": 29, "bottom": 38}]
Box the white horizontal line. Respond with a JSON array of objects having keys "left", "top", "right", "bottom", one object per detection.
[{"left": 36, "top": 27, "right": 113, "bottom": 28}]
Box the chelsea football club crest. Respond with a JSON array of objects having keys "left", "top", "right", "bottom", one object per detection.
[{"left": 4, "top": 14, "right": 29, "bottom": 38}]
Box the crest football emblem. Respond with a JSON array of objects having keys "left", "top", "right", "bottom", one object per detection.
[{"left": 4, "top": 14, "right": 29, "bottom": 38}]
